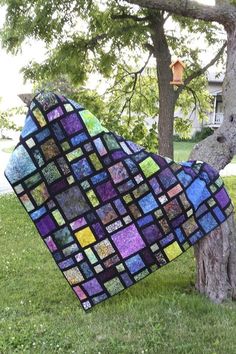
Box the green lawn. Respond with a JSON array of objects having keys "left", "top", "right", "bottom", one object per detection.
[
  {"left": 0, "top": 177, "right": 236, "bottom": 353},
  {"left": 174, "top": 141, "right": 236, "bottom": 163}
]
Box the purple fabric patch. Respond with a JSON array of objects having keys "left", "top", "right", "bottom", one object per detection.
[
  {"left": 47, "top": 106, "right": 64, "bottom": 121},
  {"left": 215, "top": 188, "right": 230, "bottom": 209},
  {"left": 45, "top": 236, "right": 57, "bottom": 251},
  {"left": 91, "top": 222, "right": 105, "bottom": 239},
  {"left": 61, "top": 113, "right": 83, "bottom": 135},
  {"left": 142, "top": 224, "right": 162, "bottom": 244},
  {"left": 112, "top": 151, "right": 126, "bottom": 160},
  {"left": 48, "top": 179, "right": 68, "bottom": 194},
  {"left": 96, "top": 180, "right": 117, "bottom": 201},
  {"left": 111, "top": 224, "right": 146, "bottom": 258},
  {"left": 82, "top": 278, "right": 103, "bottom": 296},
  {"left": 36, "top": 214, "right": 56, "bottom": 236},
  {"left": 171, "top": 214, "right": 186, "bottom": 228}
]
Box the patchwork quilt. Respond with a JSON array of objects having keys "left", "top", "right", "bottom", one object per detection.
[{"left": 4, "top": 91, "right": 234, "bottom": 311}]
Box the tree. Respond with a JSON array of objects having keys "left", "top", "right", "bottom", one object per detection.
[
  {"left": 0, "top": 102, "right": 22, "bottom": 139},
  {"left": 126, "top": 0, "right": 236, "bottom": 303},
  {"left": 0, "top": 0, "right": 224, "bottom": 158},
  {"left": 0, "top": 0, "right": 233, "bottom": 302}
]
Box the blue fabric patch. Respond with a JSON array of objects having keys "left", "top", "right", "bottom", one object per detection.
[
  {"left": 4, "top": 145, "right": 36, "bottom": 183},
  {"left": 80, "top": 262, "right": 94, "bottom": 278},
  {"left": 186, "top": 179, "right": 211, "bottom": 210},
  {"left": 137, "top": 214, "right": 154, "bottom": 227},
  {"left": 198, "top": 212, "right": 218, "bottom": 233},
  {"left": 175, "top": 228, "right": 185, "bottom": 243},
  {"left": 180, "top": 161, "right": 193, "bottom": 167},
  {"left": 35, "top": 128, "right": 50, "bottom": 142},
  {"left": 125, "top": 255, "right": 145, "bottom": 274},
  {"left": 21, "top": 115, "right": 38, "bottom": 138},
  {"left": 59, "top": 258, "right": 75, "bottom": 269},
  {"left": 71, "top": 132, "right": 88, "bottom": 146},
  {"left": 199, "top": 171, "right": 210, "bottom": 184},
  {"left": 91, "top": 171, "right": 108, "bottom": 185},
  {"left": 177, "top": 170, "right": 192, "bottom": 187},
  {"left": 72, "top": 158, "right": 93, "bottom": 180},
  {"left": 30, "top": 206, "right": 47, "bottom": 220},
  {"left": 158, "top": 169, "right": 177, "bottom": 189},
  {"left": 114, "top": 199, "right": 127, "bottom": 215},
  {"left": 52, "top": 122, "right": 65, "bottom": 141},
  {"left": 121, "top": 272, "right": 133, "bottom": 287},
  {"left": 125, "top": 158, "right": 138, "bottom": 173},
  {"left": 138, "top": 193, "right": 158, "bottom": 213},
  {"left": 92, "top": 293, "right": 108, "bottom": 304},
  {"left": 160, "top": 233, "right": 175, "bottom": 247},
  {"left": 189, "top": 230, "right": 204, "bottom": 244},
  {"left": 53, "top": 252, "right": 63, "bottom": 262},
  {"left": 195, "top": 203, "right": 208, "bottom": 218},
  {"left": 213, "top": 206, "right": 225, "bottom": 223}
]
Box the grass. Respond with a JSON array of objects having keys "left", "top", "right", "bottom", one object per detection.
[
  {"left": 174, "top": 141, "right": 236, "bottom": 163},
  {"left": 0, "top": 177, "right": 236, "bottom": 353}
]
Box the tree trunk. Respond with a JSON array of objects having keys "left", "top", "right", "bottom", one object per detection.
[
  {"left": 149, "top": 12, "right": 178, "bottom": 159},
  {"left": 190, "top": 24, "right": 236, "bottom": 303},
  {"left": 128, "top": 0, "right": 236, "bottom": 304}
]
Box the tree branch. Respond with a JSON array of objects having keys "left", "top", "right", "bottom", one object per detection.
[
  {"left": 126, "top": 0, "right": 236, "bottom": 25},
  {"left": 177, "top": 41, "right": 227, "bottom": 95},
  {"left": 111, "top": 13, "right": 150, "bottom": 22},
  {"left": 184, "top": 85, "right": 202, "bottom": 118}
]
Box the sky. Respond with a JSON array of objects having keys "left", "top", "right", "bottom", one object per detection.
[
  {"left": 0, "top": 0, "right": 217, "bottom": 110},
  {"left": 0, "top": 7, "right": 46, "bottom": 110}
]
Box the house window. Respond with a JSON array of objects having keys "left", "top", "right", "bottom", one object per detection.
[{"left": 216, "top": 100, "right": 223, "bottom": 113}]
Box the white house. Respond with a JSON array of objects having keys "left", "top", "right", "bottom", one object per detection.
[{"left": 190, "top": 72, "right": 224, "bottom": 135}]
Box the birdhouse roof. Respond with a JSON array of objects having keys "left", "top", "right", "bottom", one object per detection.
[{"left": 169, "top": 59, "right": 186, "bottom": 69}]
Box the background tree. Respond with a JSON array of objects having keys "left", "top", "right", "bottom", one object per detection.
[
  {"left": 0, "top": 99, "right": 22, "bottom": 139},
  {"left": 0, "top": 0, "right": 224, "bottom": 157},
  {"left": 126, "top": 0, "right": 236, "bottom": 303},
  {"left": 0, "top": 0, "right": 233, "bottom": 302}
]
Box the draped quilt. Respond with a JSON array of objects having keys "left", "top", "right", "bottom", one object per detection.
[{"left": 4, "top": 91, "right": 234, "bottom": 311}]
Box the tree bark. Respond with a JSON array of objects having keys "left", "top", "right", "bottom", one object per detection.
[
  {"left": 193, "top": 213, "right": 236, "bottom": 302},
  {"left": 127, "top": 0, "right": 236, "bottom": 303},
  {"left": 148, "top": 12, "right": 178, "bottom": 158},
  {"left": 127, "top": 0, "right": 236, "bottom": 25},
  {"left": 189, "top": 24, "right": 236, "bottom": 303}
]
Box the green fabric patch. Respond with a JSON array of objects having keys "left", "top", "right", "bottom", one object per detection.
[
  {"left": 52, "top": 209, "right": 65, "bottom": 226},
  {"left": 103, "top": 133, "right": 120, "bottom": 150},
  {"left": 104, "top": 277, "right": 124, "bottom": 295},
  {"left": 80, "top": 110, "right": 107, "bottom": 136},
  {"left": 86, "top": 189, "right": 99, "bottom": 207},
  {"left": 24, "top": 172, "right": 42, "bottom": 188},
  {"left": 42, "top": 162, "right": 61, "bottom": 184},
  {"left": 89, "top": 153, "right": 102, "bottom": 170},
  {"left": 66, "top": 147, "right": 83, "bottom": 161},
  {"left": 139, "top": 157, "right": 160, "bottom": 178}
]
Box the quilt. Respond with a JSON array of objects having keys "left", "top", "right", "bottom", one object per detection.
[{"left": 4, "top": 91, "right": 234, "bottom": 311}]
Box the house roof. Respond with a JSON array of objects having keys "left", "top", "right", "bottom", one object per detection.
[{"left": 207, "top": 72, "right": 224, "bottom": 83}]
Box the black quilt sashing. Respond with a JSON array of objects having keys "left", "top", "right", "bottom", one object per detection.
[{"left": 4, "top": 91, "right": 234, "bottom": 311}]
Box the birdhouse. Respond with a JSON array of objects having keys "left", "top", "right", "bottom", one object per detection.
[{"left": 170, "top": 59, "right": 186, "bottom": 86}]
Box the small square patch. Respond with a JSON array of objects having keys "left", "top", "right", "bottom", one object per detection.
[
  {"left": 139, "top": 157, "right": 159, "bottom": 178},
  {"left": 75, "top": 227, "right": 96, "bottom": 247}
]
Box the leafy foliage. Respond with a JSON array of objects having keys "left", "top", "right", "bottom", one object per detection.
[
  {"left": 0, "top": 104, "right": 23, "bottom": 138},
  {"left": 192, "top": 127, "right": 214, "bottom": 143},
  {"left": 0, "top": 0, "right": 225, "bottom": 151}
]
